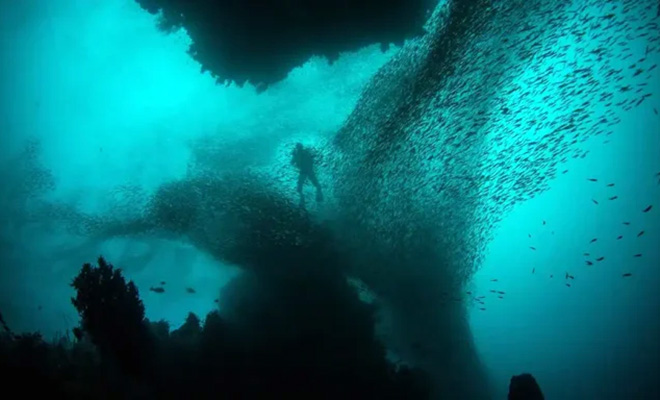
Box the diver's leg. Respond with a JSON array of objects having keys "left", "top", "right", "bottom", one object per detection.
[
  {"left": 297, "top": 173, "right": 306, "bottom": 207},
  {"left": 308, "top": 171, "right": 323, "bottom": 202}
]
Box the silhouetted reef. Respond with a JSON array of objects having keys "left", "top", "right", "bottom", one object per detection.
[
  {"left": 134, "top": 0, "right": 437, "bottom": 89},
  {"left": 0, "top": 255, "right": 432, "bottom": 399}
]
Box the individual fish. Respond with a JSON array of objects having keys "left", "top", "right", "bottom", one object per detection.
[
  {"left": 497, "top": 291, "right": 506, "bottom": 295},
  {"left": 490, "top": 290, "right": 497, "bottom": 293},
  {"left": 467, "top": 291, "right": 472, "bottom": 295},
  {"left": 530, "top": 246, "right": 537, "bottom": 250},
  {"left": 543, "top": 220, "right": 546, "bottom": 225},
  {"left": 565, "top": 283, "right": 571, "bottom": 287},
  {"left": 623, "top": 222, "right": 630, "bottom": 225},
  {"left": 477, "top": 296, "right": 486, "bottom": 299},
  {"left": 562, "top": 169, "right": 569, "bottom": 174},
  {"left": 633, "top": 254, "right": 642, "bottom": 258},
  {"left": 617, "top": 235, "right": 623, "bottom": 240},
  {"left": 622, "top": 273, "right": 632, "bottom": 278},
  {"left": 214, "top": 299, "right": 219, "bottom": 303},
  {"left": 592, "top": 199, "right": 599, "bottom": 205},
  {"left": 586, "top": 261, "right": 593, "bottom": 266},
  {"left": 149, "top": 287, "right": 165, "bottom": 293},
  {"left": 479, "top": 308, "right": 486, "bottom": 311},
  {"left": 637, "top": 231, "right": 644, "bottom": 237},
  {"left": 587, "top": 178, "right": 598, "bottom": 182},
  {"left": 589, "top": 238, "right": 598, "bottom": 243},
  {"left": 609, "top": 196, "right": 618, "bottom": 200},
  {"left": 596, "top": 257, "right": 605, "bottom": 262},
  {"left": 532, "top": 268, "right": 535, "bottom": 274},
  {"left": 643, "top": 205, "right": 652, "bottom": 213},
  {"left": 550, "top": 275, "right": 554, "bottom": 278},
  {"left": 186, "top": 287, "right": 196, "bottom": 294},
  {"left": 606, "top": 183, "right": 615, "bottom": 187},
  {"left": 490, "top": 279, "right": 498, "bottom": 282},
  {"left": 528, "top": 234, "right": 531, "bottom": 238},
  {"left": 160, "top": 281, "right": 166, "bottom": 285},
  {"left": 655, "top": 108, "right": 659, "bottom": 115},
  {"left": 583, "top": 253, "right": 590, "bottom": 256}
]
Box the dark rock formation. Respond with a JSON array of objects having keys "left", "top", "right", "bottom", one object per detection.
[
  {"left": 508, "top": 373, "right": 544, "bottom": 400},
  {"left": 134, "top": 0, "right": 437, "bottom": 89}
]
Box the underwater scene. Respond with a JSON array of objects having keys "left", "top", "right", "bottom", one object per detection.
[{"left": 0, "top": 0, "right": 658, "bottom": 399}]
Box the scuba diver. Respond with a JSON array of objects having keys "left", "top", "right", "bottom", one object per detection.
[{"left": 291, "top": 142, "right": 323, "bottom": 207}]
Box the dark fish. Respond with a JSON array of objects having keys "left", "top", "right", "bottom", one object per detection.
[
  {"left": 609, "top": 196, "right": 618, "bottom": 200},
  {"left": 637, "top": 231, "right": 644, "bottom": 237},
  {"left": 38, "top": 305, "right": 42, "bottom": 311},
  {"left": 590, "top": 238, "right": 598, "bottom": 243},
  {"left": 586, "top": 261, "right": 593, "bottom": 266},
  {"left": 150, "top": 287, "right": 165, "bottom": 293},
  {"left": 490, "top": 290, "right": 497, "bottom": 293},
  {"left": 606, "top": 183, "right": 615, "bottom": 187},
  {"left": 596, "top": 257, "right": 605, "bottom": 262},
  {"left": 623, "top": 222, "right": 630, "bottom": 225},
  {"left": 583, "top": 253, "right": 590, "bottom": 256},
  {"left": 566, "top": 283, "right": 571, "bottom": 287},
  {"left": 528, "top": 234, "right": 531, "bottom": 238},
  {"left": 587, "top": 178, "right": 598, "bottom": 182},
  {"left": 617, "top": 235, "right": 623, "bottom": 240},
  {"left": 186, "top": 287, "right": 196, "bottom": 294},
  {"left": 160, "top": 281, "right": 166, "bottom": 285},
  {"left": 467, "top": 291, "right": 472, "bottom": 295},
  {"left": 643, "top": 205, "right": 652, "bottom": 213},
  {"left": 550, "top": 275, "right": 554, "bottom": 278},
  {"left": 480, "top": 308, "right": 486, "bottom": 311},
  {"left": 490, "top": 279, "right": 498, "bottom": 282},
  {"left": 562, "top": 169, "right": 569, "bottom": 174},
  {"left": 498, "top": 296, "right": 504, "bottom": 299},
  {"left": 530, "top": 246, "right": 536, "bottom": 251},
  {"left": 214, "top": 299, "right": 219, "bottom": 303},
  {"left": 622, "top": 273, "right": 632, "bottom": 278},
  {"left": 633, "top": 254, "right": 642, "bottom": 258},
  {"left": 655, "top": 108, "right": 659, "bottom": 115},
  {"left": 543, "top": 220, "right": 546, "bottom": 225},
  {"left": 532, "top": 268, "right": 535, "bottom": 274},
  {"left": 477, "top": 296, "right": 486, "bottom": 299},
  {"left": 592, "top": 199, "right": 599, "bottom": 205},
  {"left": 497, "top": 291, "right": 506, "bottom": 295}
]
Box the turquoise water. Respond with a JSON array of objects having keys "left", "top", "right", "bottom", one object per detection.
[{"left": 1, "top": 1, "right": 658, "bottom": 399}]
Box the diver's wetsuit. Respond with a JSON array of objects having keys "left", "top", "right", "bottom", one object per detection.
[{"left": 292, "top": 144, "right": 323, "bottom": 205}]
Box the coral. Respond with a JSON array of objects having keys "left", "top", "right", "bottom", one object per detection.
[{"left": 70, "top": 256, "right": 154, "bottom": 378}]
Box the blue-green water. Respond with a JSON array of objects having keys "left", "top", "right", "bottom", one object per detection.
[{"left": 1, "top": 1, "right": 658, "bottom": 399}]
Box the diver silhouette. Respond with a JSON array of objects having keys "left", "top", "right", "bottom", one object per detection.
[{"left": 291, "top": 143, "right": 323, "bottom": 207}]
